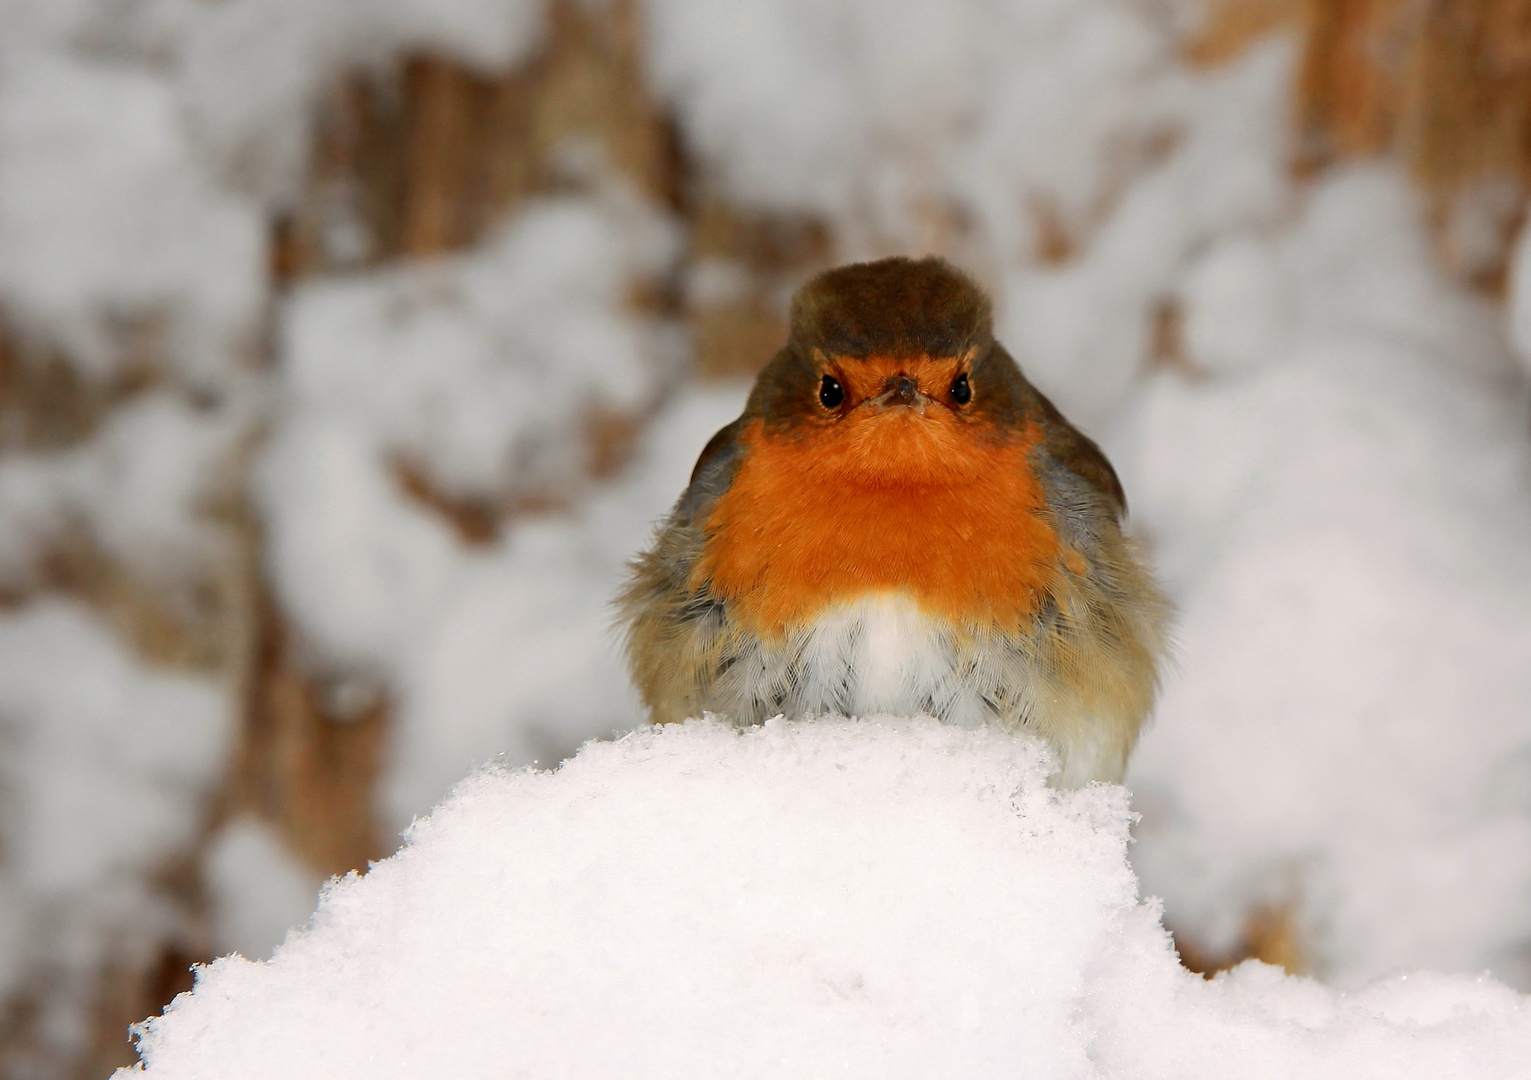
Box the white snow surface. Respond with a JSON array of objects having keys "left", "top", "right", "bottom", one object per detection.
[{"left": 126, "top": 720, "right": 1531, "bottom": 1080}]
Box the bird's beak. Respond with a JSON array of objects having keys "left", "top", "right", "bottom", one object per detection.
[{"left": 868, "top": 375, "right": 932, "bottom": 415}]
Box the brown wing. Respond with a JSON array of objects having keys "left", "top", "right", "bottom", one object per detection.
[
  {"left": 1024, "top": 384, "right": 1127, "bottom": 519},
  {"left": 674, "top": 417, "right": 749, "bottom": 525}
]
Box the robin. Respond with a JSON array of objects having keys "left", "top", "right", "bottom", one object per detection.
[{"left": 619, "top": 257, "right": 1168, "bottom": 786}]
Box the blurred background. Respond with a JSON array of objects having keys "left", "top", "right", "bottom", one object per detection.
[{"left": 2, "top": 0, "right": 1531, "bottom": 1074}]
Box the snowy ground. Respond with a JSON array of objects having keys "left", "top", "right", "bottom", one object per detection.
[
  {"left": 0, "top": 0, "right": 1530, "bottom": 1073},
  {"left": 126, "top": 721, "right": 1531, "bottom": 1079}
]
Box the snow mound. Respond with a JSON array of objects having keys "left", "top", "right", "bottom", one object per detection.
[{"left": 125, "top": 720, "right": 1531, "bottom": 1079}]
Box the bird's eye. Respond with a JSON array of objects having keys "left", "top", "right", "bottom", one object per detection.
[
  {"left": 950, "top": 372, "right": 971, "bottom": 405},
  {"left": 819, "top": 375, "right": 845, "bottom": 409}
]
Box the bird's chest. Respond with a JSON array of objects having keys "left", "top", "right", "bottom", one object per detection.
[{"left": 695, "top": 429, "right": 1067, "bottom": 639}]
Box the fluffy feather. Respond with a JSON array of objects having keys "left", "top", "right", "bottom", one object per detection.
[{"left": 619, "top": 256, "right": 1168, "bottom": 784}]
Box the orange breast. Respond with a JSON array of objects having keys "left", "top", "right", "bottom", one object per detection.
[{"left": 695, "top": 412, "right": 1063, "bottom": 639}]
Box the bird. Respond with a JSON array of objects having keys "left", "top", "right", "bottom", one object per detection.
[{"left": 619, "top": 256, "right": 1168, "bottom": 786}]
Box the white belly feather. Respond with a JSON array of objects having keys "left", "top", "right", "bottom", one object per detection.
[
  {"left": 714, "top": 592, "right": 1128, "bottom": 786},
  {"left": 791, "top": 595, "right": 988, "bottom": 726}
]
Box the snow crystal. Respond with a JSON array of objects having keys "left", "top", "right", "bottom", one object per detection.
[{"left": 127, "top": 721, "right": 1531, "bottom": 1079}]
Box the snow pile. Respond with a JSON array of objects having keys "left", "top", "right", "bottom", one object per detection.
[
  {"left": 126, "top": 720, "right": 1531, "bottom": 1079},
  {"left": 1123, "top": 167, "right": 1531, "bottom": 985},
  {"left": 0, "top": 600, "right": 231, "bottom": 1048}
]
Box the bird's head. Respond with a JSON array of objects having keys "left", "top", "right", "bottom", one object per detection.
[{"left": 743, "top": 256, "right": 1031, "bottom": 488}]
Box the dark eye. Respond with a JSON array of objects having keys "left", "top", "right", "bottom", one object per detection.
[
  {"left": 950, "top": 373, "right": 971, "bottom": 405},
  {"left": 819, "top": 375, "right": 845, "bottom": 409}
]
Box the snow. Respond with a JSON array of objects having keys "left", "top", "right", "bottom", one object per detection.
[
  {"left": 377, "top": 382, "right": 748, "bottom": 828},
  {"left": 277, "top": 196, "right": 676, "bottom": 503},
  {"left": 0, "top": 43, "right": 264, "bottom": 386},
  {"left": 644, "top": 0, "right": 1190, "bottom": 252},
  {"left": 0, "top": 601, "right": 230, "bottom": 895},
  {"left": 178, "top": 0, "right": 546, "bottom": 202},
  {"left": 0, "top": 600, "right": 231, "bottom": 1047},
  {"left": 0, "top": 392, "right": 240, "bottom": 591},
  {"left": 126, "top": 720, "right": 1531, "bottom": 1079},
  {"left": 258, "top": 373, "right": 747, "bottom": 829},
  {"left": 1176, "top": 232, "right": 1290, "bottom": 376},
  {"left": 258, "top": 193, "right": 704, "bottom": 826},
  {"left": 204, "top": 818, "right": 324, "bottom": 963},
  {"left": 998, "top": 36, "right": 1293, "bottom": 428},
  {"left": 0, "top": 0, "right": 1528, "bottom": 1071},
  {"left": 1122, "top": 167, "right": 1531, "bottom": 985}
]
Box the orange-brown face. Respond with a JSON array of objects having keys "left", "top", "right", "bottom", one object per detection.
[
  {"left": 798, "top": 351, "right": 983, "bottom": 488},
  {"left": 695, "top": 351, "right": 1067, "bottom": 639}
]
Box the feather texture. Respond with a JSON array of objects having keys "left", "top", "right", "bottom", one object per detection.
[{"left": 619, "top": 256, "right": 1168, "bottom": 785}]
